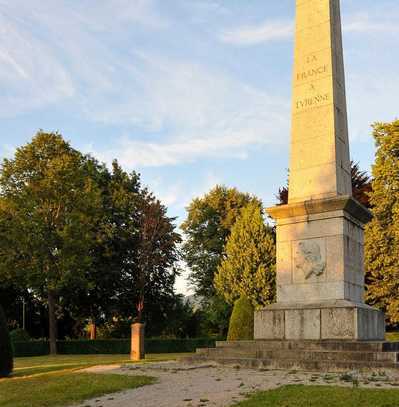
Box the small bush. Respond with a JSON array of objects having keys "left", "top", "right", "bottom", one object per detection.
[
  {"left": 10, "top": 328, "right": 31, "bottom": 342},
  {"left": 0, "top": 305, "right": 13, "bottom": 377},
  {"left": 227, "top": 296, "right": 254, "bottom": 341}
]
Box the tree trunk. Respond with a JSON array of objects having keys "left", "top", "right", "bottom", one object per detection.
[{"left": 48, "top": 290, "right": 57, "bottom": 355}]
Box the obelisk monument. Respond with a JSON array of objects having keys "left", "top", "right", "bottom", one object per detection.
[{"left": 255, "top": 0, "right": 385, "bottom": 341}]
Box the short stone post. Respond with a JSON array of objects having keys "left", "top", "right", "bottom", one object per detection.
[
  {"left": 130, "top": 322, "right": 145, "bottom": 361},
  {"left": 89, "top": 322, "right": 97, "bottom": 340}
]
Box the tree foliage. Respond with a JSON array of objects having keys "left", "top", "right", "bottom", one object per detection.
[
  {"left": 351, "top": 162, "right": 372, "bottom": 208},
  {"left": 181, "top": 185, "right": 260, "bottom": 298},
  {"left": 214, "top": 201, "right": 276, "bottom": 308},
  {"left": 53, "top": 158, "right": 182, "bottom": 337},
  {"left": 0, "top": 132, "right": 182, "bottom": 343},
  {"left": 0, "top": 132, "right": 102, "bottom": 353},
  {"left": 365, "top": 120, "right": 399, "bottom": 325},
  {"left": 227, "top": 296, "right": 254, "bottom": 341},
  {"left": 0, "top": 304, "right": 13, "bottom": 377},
  {"left": 197, "top": 296, "right": 232, "bottom": 337}
]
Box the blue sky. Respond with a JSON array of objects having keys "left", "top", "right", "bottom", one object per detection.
[{"left": 1, "top": 1, "right": 398, "bottom": 294}]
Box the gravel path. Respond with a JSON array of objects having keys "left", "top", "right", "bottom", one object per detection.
[{"left": 75, "top": 361, "right": 399, "bottom": 407}]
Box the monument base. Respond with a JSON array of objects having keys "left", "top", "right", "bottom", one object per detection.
[
  {"left": 254, "top": 301, "right": 385, "bottom": 341},
  {"left": 184, "top": 338, "right": 399, "bottom": 372}
]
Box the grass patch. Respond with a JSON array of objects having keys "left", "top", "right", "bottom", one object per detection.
[
  {"left": 233, "top": 385, "right": 399, "bottom": 406},
  {"left": 12, "top": 353, "right": 192, "bottom": 377},
  {"left": 0, "top": 353, "right": 189, "bottom": 406},
  {"left": 0, "top": 372, "right": 154, "bottom": 407},
  {"left": 386, "top": 332, "right": 399, "bottom": 342}
]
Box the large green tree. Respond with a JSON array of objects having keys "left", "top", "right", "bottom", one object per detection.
[
  {"left": 365, "top": 120, "right": 399, "bottom": 325},
  {"left": 61, "top": 160, "right": 142, "bottom": 333},
  {"left": 181, "top": 185, "right": 260, "bottom": 298},
  {"left": 61, "top": 160, "right": 181, "bottom": 337},
  {"left": 214, "top": 201, "right": 276, "bottom": 308},
  {"left": 0, "top": 132, "right": 102, "bottom": 353}
]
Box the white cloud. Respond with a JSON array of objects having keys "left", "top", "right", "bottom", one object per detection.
[
  {"left": 147, "top": 171, "right": 222, "bottom": 215},
  {"left": 0, "top": 0, "right": 289, "bottom": 168},
  {"left": 0, "top": 0, "right": 168, "bottom": 117},
  {"left": 344, "top": 13, "right": 399, "bottom": 34},
  {"left": 90, "top": 54, "right": 289, "bottom": 168},
  {"left": 219, "top": 9, "right": 399, "bottom": 47},
  {"left": 220, "top": 20, "right": 293, "bottom": 46},
  {"left": 0, "top": 6, "right": 75, "bottom": 116}
]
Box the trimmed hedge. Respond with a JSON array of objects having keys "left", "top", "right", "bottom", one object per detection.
[
  {"left": 12, "top": 337, "right": 219, "bottom": 357},
  {"left": 57, "top": 340, "right": 129, "bottom": 355},
  {"left": 12, "top": 340, "right": 50, "bottom": 357},
  {"left": 10, "top": 328, "right": 31, "bottom": 342}
]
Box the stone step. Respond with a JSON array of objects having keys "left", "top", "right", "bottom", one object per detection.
[
  {"left": 215, "top": 340, "right": 399, "bottom": 353},
  {"left": 184, "top": 355, "right": 399, "bottom": 372},
  {"left": 205, "top": 347, "right": 398, "bottom": 362},
  {"left": 257, "top": 350, "right": 398, "bottom": 363},
  {"left": 201, "top": 347, "right": 258, "bottom": 358}
]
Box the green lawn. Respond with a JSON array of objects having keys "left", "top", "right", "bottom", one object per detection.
[
  {"left": 12, "top": 353, "right": 192, "bottom": 378},
  {"left": 0, "top": 353, "right": 191, "bottom": 407},
  {"left": 234, "top": 385, "right": 399, "bottom": 407},
  {"left": 0, "top": 372, "right": 154, "bottom": 407}
]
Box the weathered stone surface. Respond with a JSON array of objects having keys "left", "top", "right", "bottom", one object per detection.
[
  {"left": 267, "top": 195, "right": 372, "bottom": 223},
  {"left": 256, "top": 0, "right": 385, "bottom": 343},
  {"left": 321, "top": 308, "right": 355, "bottom": 339},
  {"left": 254, "top": 310, "right": 284, "bottom": 340},
  {"left": 255, "top": 303, "right": 385, "bottom": 341},
  {"left": 270, "top": 207, "right": 366, "bottom": 305},
  {"left": 185, "top": 339, "right": 399, "bottom": 371},
  {"left": 285, "top": 309, "right": 320, "bottom": 340},
  {"left": 130, "top": 323, "right": 145, "bottom": 361},
  {"left": 289, "top": 0, "right": 351, "bottom": 204}
]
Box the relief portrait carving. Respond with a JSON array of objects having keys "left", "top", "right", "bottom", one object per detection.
[{"left": 295, "top": 240, "right": 326, "bottom": 280}]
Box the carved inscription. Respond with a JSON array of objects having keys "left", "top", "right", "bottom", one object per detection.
[
  {"left": 296, "top": 93, "right": 329, "bottom": 110},
  {"left": 296, "top": 65, "right": 327, "bottom": 81},
  {"left": 294, "top": 51, "right": 331, "bottom": 111},
  {"left": 295, "top": 241, "right": 326, "bottom": 280}
]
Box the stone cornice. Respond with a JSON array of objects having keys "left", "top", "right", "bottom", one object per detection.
[{"left": 266, "top": 195, "right": 372, "bottom": 224}]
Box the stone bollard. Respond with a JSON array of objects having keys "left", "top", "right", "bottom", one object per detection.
[{"left": 130, "top": 322, "right": 145, "bottom": 361}]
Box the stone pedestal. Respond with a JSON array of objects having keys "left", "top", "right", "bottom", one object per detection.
[
  {"left": 130, "top": 323, "right": 145, "bottom": 361},
  {"left": 254, "top": 196, "right": 386, "bottom": 341},
  {"left": 268, "top": 196, "right": 371, "bottom": 305},
  {"left": 255, "top": 301, "right": 385, "bottom": 341}
]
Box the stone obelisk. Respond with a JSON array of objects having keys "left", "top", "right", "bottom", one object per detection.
[{"left": 255, "top": 0, "right": 385, "bottom": 341}]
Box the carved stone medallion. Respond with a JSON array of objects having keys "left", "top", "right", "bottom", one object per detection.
[{"left": 294, "top": 240, "right": 326, "bottom": 280}]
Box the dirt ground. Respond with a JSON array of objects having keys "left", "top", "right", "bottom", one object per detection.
[{"left": 76, "top": 361, "right": 399, "bottom": 407}]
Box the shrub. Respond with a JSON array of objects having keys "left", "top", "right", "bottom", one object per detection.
[
  {"left": 11, "top": 337, "right": 220, "bottom": 357},
  {"left": 12, "top": 340, "right": 49, "bottom": 357},
  {"left": 227, "top": 296, "right": 254, "bottom": 341},
  {"left": 10, "top": 328, "right": 31, "bottom": 342},
  {"left": 0, "top": 305, "right": 13, "bottom": 377},
  {"left": 57, "top": 340, "right": 130, "bottom": 355}
]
